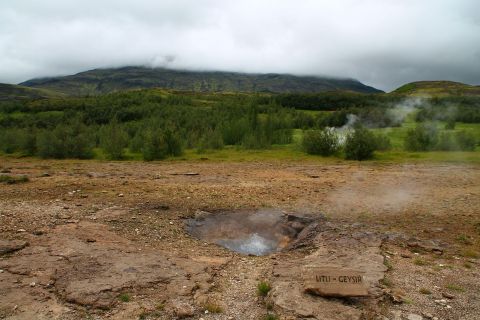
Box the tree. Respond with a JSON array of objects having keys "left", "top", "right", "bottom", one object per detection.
[
  {"left": 164, "top": 129, "right": 183, "bottom": 156},
  {"left": 100, "top": 117, "right": 127, "bottom": 160},
  {"left": 142, "top": 129, "right": 168, "bottom": 161}
]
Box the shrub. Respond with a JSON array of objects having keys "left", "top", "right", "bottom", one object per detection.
[
  {"left": 257, "top": 281, "right": 272, "bottom": 297},
  {"left": 344, "top": 126, "right": 377, "bottom": 160},
  {"left": 445, "top": 119, "right": 456, "bottom": 130},
  {"left": 404, "top": 123, "right": 438, "bottom": 151},
  {"left": 242, "top": 131, "right": 270, "bottom": 150},
  {"left": 221, "top": 119, "right": 250, "bottom": 145},
  {"left": 461, "top": 249, "right": 479, "bottom": 258},
  {"left": 36, "top": 122, "right": 94, "bottom": 159},
  {"left": 445, "top": 284, "right": 465, "bottom": 292},
  {"left": 374, "top": 133, "right": 392, "bottom": 151},
  {"left": 0, "top": 175, "right": 29, "bottom": 184},
  {"left": 36, "top": 130, "right": 63, "bottom": 158},
  {"left": 198, "top": 128, "right": 224, "bottom": 152},
  {"left": 413, "top": 257, "right": 429, "bottom": 266},
  {"left": 380, "top": 277, "right": 393, "bottom": 288},
  {"left": 419, "top": 288, "right": 432, "bottom": 294},
  {"left": 436, "top": 131, "right": 477, "bottom": 151},
  {"left": 118, "top": 293, "right": 131, "bottom": 302},
  {"left": 456, "top": 234, "right": 473, "bottom": 245},
  {"left": 455, "top": 130, "right": 477, "bottom": 151},
  {"left": 436, "top": 132, "right": 457, "bottom": 151},
  {"left": 0, "top": 129, "right": 20, "bottom": 153},
  {"left": 202, "top": 301, "right": 223, "bottom": 313},
  {"left": 130, "top": 129, "right": 145, "bottom": 153},
  {"left": 0, "top": 128, "right": 37, "bottom": 155},
  {"left": 271, "top": 129, "right": 293, "bottom": 145},
  {"left": 302, "top": 129, "right": 339, "bottom": 156}
]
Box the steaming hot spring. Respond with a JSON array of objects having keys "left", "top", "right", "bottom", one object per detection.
[{"left": 186, "top": 209, "right": 318, "bottom": 256}]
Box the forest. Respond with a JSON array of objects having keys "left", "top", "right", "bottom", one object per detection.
[{"left": 0, "top": 90, "right": 479, "bottom": 161}]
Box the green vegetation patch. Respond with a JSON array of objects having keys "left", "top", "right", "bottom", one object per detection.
[
  {"left": 257, "top": 281, "right": 272, "bottom": 297},
  {"left": 0, "top": 175, "right": 29, "bottom": 184}
]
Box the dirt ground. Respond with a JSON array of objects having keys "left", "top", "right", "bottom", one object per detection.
[{"left": 0, "top": 158, "right": 479, "bottom": 320}]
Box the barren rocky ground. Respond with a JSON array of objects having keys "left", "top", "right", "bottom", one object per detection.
[{"left": 0, "top": 158, "right": 479, "bottom": 320}]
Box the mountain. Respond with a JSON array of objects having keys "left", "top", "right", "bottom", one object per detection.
[
  {"left": 19, "top": 67, "right": 383, "bottom": 96},
  {"left": 0, "top": 83, "right": 63, "bottom": 101},
  {"left": 392, "top": 81, "right": 480, "bottom": 96}
]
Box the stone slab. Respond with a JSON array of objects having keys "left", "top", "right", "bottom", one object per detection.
[{"left": 303, "top": 267, "right": 369, "bottom": 298}]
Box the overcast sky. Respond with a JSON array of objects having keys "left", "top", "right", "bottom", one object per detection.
[{"left": 1, "top": 0, "right": 479, "bottom": 91}]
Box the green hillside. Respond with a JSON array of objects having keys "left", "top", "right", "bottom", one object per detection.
[
  {"left": 392, "top": 81, "right": 480, "bottom": 96},
  {"left": 0, "top": 83, "right": 63, "bottom": 101},
  {"left": 19, "top": 67, "right": 383, "bottom": 96}
]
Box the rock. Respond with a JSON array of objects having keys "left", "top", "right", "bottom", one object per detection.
[
  {"left": 194, "top": 210, "right": 211, "bottom": 220},
  {"left": 407, "top": 240, "right": 444, "bottom": 254},
  {"left": 400, "top": 253, "right": 412, "bottom": 258},
  {"left": 434, "top": 299, "right": 447, "bottom": 306},
  {"left": 442, "top": 292, "right": 455, "bottom": 299},
  {"left": 2, "top": 222, "right": 220, "bottom": 312},
  {"left": 183, "top": 172, "right": 199, "bottom": 176},
  {"left": 193, "top": 293, "right": 209, "bottom": 306},
  {"left": 58, "top": 213, "right": 72, "bottom": 219},
  {"left": 40, "top": 172, "right": 51, "bottom": 177},
  {"left": 389, "top": 310, "right": 402, "bottom": 320},
  {"left": 422, "top": 312, "right": 434, "bottom": 319},
  {"left": 406, "top": 314, "right": 423, "bottom": 320},
  {"left": 289, "top": 221, "right": 306, "bottom": 232},
  {"left": 117, "top": 193, "right": 124, "bottom": 197},
  {"left": 270, "top": 226, "right": 385, "bottom": 319},
  {"left": 303, "top": 267, "right": 369, "bottom": 297},
  {"left": 172, "top": 300, "right": 195, "bottom": 318},
  {"left": 386, "top": 288, "right": 407, "bottom": 304},
  {"left": 0, "top": 239, "right": 28, "bottom": 255}
]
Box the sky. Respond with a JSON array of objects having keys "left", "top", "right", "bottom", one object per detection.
[{"left": 0, "top": 0, "right": 479, "bottom": 91}]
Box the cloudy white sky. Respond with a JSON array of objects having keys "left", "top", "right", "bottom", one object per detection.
[{"left": 1, "top": 0, "right": 479, "bottom": 91}]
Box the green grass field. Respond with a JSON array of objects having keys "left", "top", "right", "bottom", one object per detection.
[
  {"left": 183, "top": 119, "right": 480, "bottom": 164},
  {"left": 115, "top": 119, "right": 480, "bottom": 164},
  {"left": 372, "top": 120, "right": 480, "bottom": 150}
]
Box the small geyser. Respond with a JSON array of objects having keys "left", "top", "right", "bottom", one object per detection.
[
  {"left": 186, "top": 209, "right": 317, "bottom": 256},
  {"left": 218, "top": 233, "right": 278, "bottom": 256}
]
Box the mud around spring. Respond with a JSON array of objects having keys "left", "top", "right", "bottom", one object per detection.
[{"left": 0, "top": 159, "right": 479, "bottom": 320}]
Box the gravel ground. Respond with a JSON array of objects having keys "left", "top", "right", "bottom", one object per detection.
[{"left": 0, "top": 158, "right": 479, "bottom": 319}]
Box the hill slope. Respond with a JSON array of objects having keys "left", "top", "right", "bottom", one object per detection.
[
  {"left": 0, "top": 83, "right": 63, "bottom": 101},
  {"left": 19, "top": 67, "right": 383, "bottom": 96},
  {"left": 392, "top": 81, "right": 480, "bottom": 96}
]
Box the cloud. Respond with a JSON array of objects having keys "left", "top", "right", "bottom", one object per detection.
[{"left": 0, "top": 0, "right": 479, "bottom": 91}]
